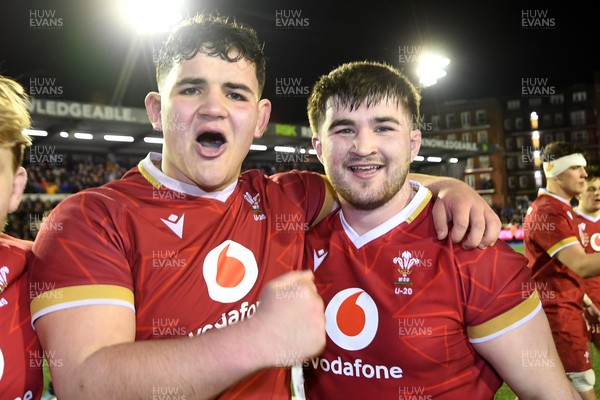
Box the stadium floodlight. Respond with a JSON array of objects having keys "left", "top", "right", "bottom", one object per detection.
[
  {"left": 413, "top": 155, "right": 425, "bottom": 162},
  {"left": 427, "top": 156, "right": 443, "bottom": 163},
  {"left": 104, "top": 135, "right": 134, "bottom": 142},
  {"left": 144, "top": 137, "right": 164, "bottom": 144},
  {"left": 23, "top": 129, "right": 48, "bottom": 137},
  {"left": 250, "top": 144, "right": 268, "bottom": 151},
  {"left": 59, "top": 131, "right": 69, "bottom": 138},
  {"left": 416, "top": 53, "right": 450, "bottom": 88},
  {"left": 122, "top": 0, "right": 183, "bottom": 34},
  {"left": 308, "top": 149, "right": 317, "bottom": 155},
  {"left": 274, "top": 146, "right": 296, "bottom": 153},
  {"left": 74, "top": 132, "right": 93, "bottom": 140},
  {"left": 449, "top": 158, "right": 459, "bottom": 163},
  {"left": 530, "top": 112, "right": 539, "bottom": 130}
]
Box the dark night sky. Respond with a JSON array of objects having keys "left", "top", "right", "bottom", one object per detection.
[{"left": 0, "top": 0, "right": 598, "bottom": 126}]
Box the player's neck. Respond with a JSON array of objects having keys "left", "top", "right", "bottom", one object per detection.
[
  {"left": 579, "top": 206, "right": 600, "bottom": 218},
  {"left": 340, "top": 182, "right": 416, "bottom": 236},
  {"left": 545, "top": 183, "right": 574, "bottom": 203}
]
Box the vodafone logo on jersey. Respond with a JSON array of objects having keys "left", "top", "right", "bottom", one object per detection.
[
  {"left": 325, "top": 288, "right": 378, "bottom": 351},
  {"left": 203, "top": 240, "right": 259, "bottom": 303},
  {"left": 591, "top": 233, "right": 600, "bottom": 252}
]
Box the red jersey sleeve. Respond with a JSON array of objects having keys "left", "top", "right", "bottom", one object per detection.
[
  {"left": 455, "top": 240, "right": 542, "bottom": 343},
  {"left": 269, "top": 170, "right": 333, "bottom": 226},
  {"left": 29, "top": 190, "right": 135, "bottom": 325},
  {"left": 526, "top": 204, "right": 579, "bottom": 257}
]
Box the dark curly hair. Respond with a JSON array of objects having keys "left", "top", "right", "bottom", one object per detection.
[{"left": 155, "top": 14, "right": 266, "bottom": 95}]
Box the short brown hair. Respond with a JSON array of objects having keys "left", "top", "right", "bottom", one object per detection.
[
  {"left": 308, "top": 61, "right": 421, "bottom": 136},
  {"left": 0, "top": 75, "right": 32, "bottom": 171},
  {"left": 541, "top": 141, "right": 584, "bottom": 162}
]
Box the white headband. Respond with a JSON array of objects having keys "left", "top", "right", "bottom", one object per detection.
[{"left": 543, "top": 153, "right": 587, "bottom": 178}]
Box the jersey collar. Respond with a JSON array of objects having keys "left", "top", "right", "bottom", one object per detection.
[
  {"left": 537, "top": 188, "right": 572, "bottom": 207},
  {"left": 574, "top": 207, "right": 600, "bottom": 223},
  {"left": 340, "top": 182, "right": 431, "bottom": 249},
  {"left": 139, "top": 152, "right": 237, "bottom": 202}
]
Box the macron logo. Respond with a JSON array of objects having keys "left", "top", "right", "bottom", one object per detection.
[
  {"left": 313, "top": 249, "right": 328, "bottom": 272},
  {"left": 161, "top": 213, "right": 185, "bottom": 239}
]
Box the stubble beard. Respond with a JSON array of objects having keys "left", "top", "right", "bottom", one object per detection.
[{"left": 328, "top": 161, "right": 409, "bottom": 211}]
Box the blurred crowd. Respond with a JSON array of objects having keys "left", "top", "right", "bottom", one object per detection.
[
  {"left": 5, "top": 196, "right": 61, "bottom": 241},
  {"left": 24, "top": 153, "right": 136, "bottom": 194}
]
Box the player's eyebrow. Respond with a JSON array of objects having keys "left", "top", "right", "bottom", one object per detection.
[
  {"left": 371, "top": 116, "right": 401, "bottom": 125},
  {"left": 174, "top": 77, "right": 206, "bottom": 87},
  {"left": 174, "top": 78, "right": 255, "bottom": 94},
  {"left": 328, "top": 116, "right": 401, "bottom": 131},
  {"left": 328, "top": 118, "right": 355, "bottom": 131},
  {"left": 223, "top": 82, "right": 255, "bottom": 95}
]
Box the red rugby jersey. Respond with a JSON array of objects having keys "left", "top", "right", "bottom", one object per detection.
[
  {"left": 524, "top": 190, "right": 586, "bottom": 314},
  {"left": 304, "top": 184, "right": 540, "bottom": 399},
  {"left": 573, "top": 207, "right": 600, "bottom": 306},
  {"left": 0, "top": 234, "right": 43, "bottom": 400},
  {"left": 30, "top": 152, "right": 329, "bottom": 399}
]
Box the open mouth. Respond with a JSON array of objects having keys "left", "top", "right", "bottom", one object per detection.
[{"left": 196, "top": 131, "right": 226, "bottom": 149}]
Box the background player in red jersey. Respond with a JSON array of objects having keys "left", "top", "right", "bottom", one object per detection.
[
  {"left": 30, "top": 15, "right": 502, "bottom": 400},
  {"left": 525, "top": 142, "right": 600, "bottom": 400},
  {"left": 303, "top": 61, "right": 579, "bottom": 399},
  {"left": 574, "top": 166, "right": 600, "bottom": 351},
  {"left": 0, "top": 75, "right": 43, "bottom": 399}
]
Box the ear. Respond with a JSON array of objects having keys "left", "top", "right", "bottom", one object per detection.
[
  {"left": 254, "top": 99, "right": 272, "bottom": 139},
  {"left": 409, "top": 129, "right": 422, "bottom": 161},
  {"left": 312, "top": 135, "right": 324, "bottom": 164},
  {"left": 145, "top": 91, "right": 163, "bottom": 131},
  {"left": 8, "top": 167, "right": 27, "bottom": 213}
]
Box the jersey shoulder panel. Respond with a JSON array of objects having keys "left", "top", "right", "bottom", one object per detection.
[
  {"left": 525, "top": 195, "right": 580, "bottom": 256},
  {"left": 264, "top": 170, "right": 329, "bottom": 225},
  {"left": 454, "top": 240, "right": 540, "bottom": 341}
]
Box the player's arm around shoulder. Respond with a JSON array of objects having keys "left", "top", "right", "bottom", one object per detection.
[
  {"left": 409, "top": 173, "right": 501, "bottom": 250},
  {"left": 270, "top": 170, "right": 337, "bottom": 227}
]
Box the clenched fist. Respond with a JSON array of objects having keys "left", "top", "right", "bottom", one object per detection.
[{"left": 251, "top": 270, "right": 326, "bottom": 367}]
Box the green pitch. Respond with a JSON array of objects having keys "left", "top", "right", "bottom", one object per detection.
[{"left": 509, "top": 243, "right": 525, "bottom": 254}]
